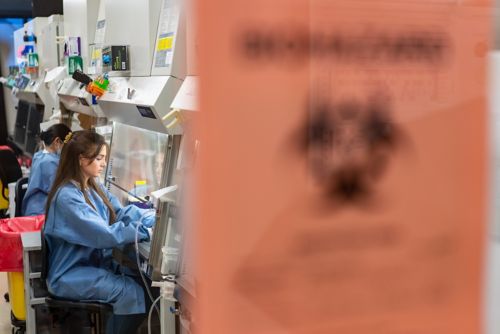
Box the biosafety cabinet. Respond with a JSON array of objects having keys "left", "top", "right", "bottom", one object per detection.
[
  {"left": 14, "top": 16, "right": 64, "bottom": 109},
  {"left": 52, "top": 1, "right": 192, "bottom": 333},
  {"left": 12, "top": 16, "right": 65, "bottom": 154},
  {"left": 95, "top": 0, "right": 187, "bottom": 271},
  {"left": 97, "top": 0, "right": 186, "bottom": 135},
  {"left": 57, "top": 0, "right": 104, "bottom": 118},
  {"left": 82, "top": 2, "right": 188, "bottom": 334},
  {"left": 57, "top": 77, "right": 105, "bottom": 118},
  {"left": 164, "top": 0, "right": 197, "bottom": 135},
  {"left": 62, "top": 0, "right": 100, "bottom": 73}
]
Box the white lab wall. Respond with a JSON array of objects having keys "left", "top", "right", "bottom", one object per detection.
[
  {"left": 39, "top": 15, "right": 64, "bottom": 70},
  {"left": 63, "top": 0, "right": 100, "bottom": 72},
  {"left": 104, "top": 0, "right": 162, "bottom": 76}
]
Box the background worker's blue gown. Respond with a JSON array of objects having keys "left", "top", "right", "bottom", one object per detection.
[
  {"left": 43, "top": 181, "right": 155, "bottom": 315},
  {"left": 22, "top": 151, "right": 59, "bottom": 216}
]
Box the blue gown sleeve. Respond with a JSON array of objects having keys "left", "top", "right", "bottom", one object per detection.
[
  {"left": 47, "top": 187, "right": 150, "bottom": 249},
  {"left": 101, "top": 185, "right": 156, "bottom": 228}
]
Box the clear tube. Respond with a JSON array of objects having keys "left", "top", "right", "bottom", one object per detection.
[
  {"left": 135, "top": 221, "right": 160, "bottom": 316},
  {"left": 148, "top": 295, "right": 162, "bottom": 334}
]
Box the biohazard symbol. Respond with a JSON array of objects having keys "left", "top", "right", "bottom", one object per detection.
[{"left": 299, "top": 94, "right": 401, "bottom": 204}]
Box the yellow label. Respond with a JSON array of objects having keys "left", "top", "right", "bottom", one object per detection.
[
  {"left": 135, "top": 180, "right": 147, "bottom": 186},
  {"left": 92, "top": 49, "right": 101, "bottom": 60},
  {"left": 157, "top": 36, "right": 174, "bottom": 51}
]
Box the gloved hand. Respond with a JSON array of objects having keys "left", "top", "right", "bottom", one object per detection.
[{"left": 139, "top": 209, "right": 156, "bottom": 228}]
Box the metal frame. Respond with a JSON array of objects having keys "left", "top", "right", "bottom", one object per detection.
[
  {"left": 149, "top": 134, "right": 182, "bottom": 280},
  {"left": 21, "top": 231, "right": 44, "bottom": 334}
]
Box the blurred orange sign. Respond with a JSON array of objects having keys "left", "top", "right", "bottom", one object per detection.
[{"left": 197, "top": 1, "right": 491, "bottom": 333}]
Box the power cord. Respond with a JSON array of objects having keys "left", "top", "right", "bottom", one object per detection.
[
  {"left": 148, "top": 295, "right": 162, "bottom": 334},
  {"left": 134, "top": 218, "right": 160, "bottom": 318}
]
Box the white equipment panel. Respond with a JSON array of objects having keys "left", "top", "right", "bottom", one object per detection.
[
  {"left": 58, "top": 77, "right": 105, "bottom": 117},
  {"left": 15, "top": 16, "right": 65, "bottom": 121},
  {"left": 97, "top": 76, "right": 182, "bottom": 133},
  {"left": 103, "top": 0, "right": 162, "bottom": 76},
  {"left": 62, "top": 0, "right": 100, "bottom": 73},
  {"left": 24, "top": 17, "right": 49, "bottom": 58},
  {"left": 151, "top": 0, "right": 186, "bottom": 78},
  {"left": 171, "top": 75, "right": 197, "bottom": 112},
  {"left": 39, "top": 15, "right": 64, "bottom": 71},
  {"left": 13, "top": 28, "right": 25, "bottom": 66},
  {"left": 490, "top": 52, "right": 500, "bottom": 239},
  {"left": 14, "top": 17, "right": 59, "bottom": 71},
  {"left": 17, "top": 77, "right": 48, "bottom": 106},
  {"left": 17, "top": 77, "right": 59, "bottom": 121},
  {"left": 88, "top": 0, "right": 106, "bottom": 75}
]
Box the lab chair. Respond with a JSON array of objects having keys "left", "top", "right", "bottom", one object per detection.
[
  {"left": 0, "top": 148, "right": 22, "bottom": 217},
  {"left": 38, "top": 230, "right": 113, "bottom": 334},
  {"left": 14, "top": 177, "right": 28, "bottom": 217}
]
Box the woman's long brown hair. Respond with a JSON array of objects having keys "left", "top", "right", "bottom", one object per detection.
[{"left": 45, "top": 130, "right": 116, "bottom": 224}]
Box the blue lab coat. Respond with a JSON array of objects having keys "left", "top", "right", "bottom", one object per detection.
[
  {"left": 31, "top": 150, "right": 44, "bottom": 165},
  {"left": 43, "top": 181, "right": 155, "bottom": 315},
  {"left": 22, "top": 151, "right": 59, "bottom": 216}
]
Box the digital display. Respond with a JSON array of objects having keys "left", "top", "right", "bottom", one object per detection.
[
  {"left": 15, "top": 76, "right": 30, "bottom": 90},
  {"left": 79, "top": 97, "right": 89, "bottom": 106},
  {"left": 137, "top": 106, "right": 156, "bottom": 119}
]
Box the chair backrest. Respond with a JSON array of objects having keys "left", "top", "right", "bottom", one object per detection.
[
  {"left": 0, "top": 148, "right": 22, "bottom": 202},
  {"left": 14, "top": 177, "right": 29, "bottom": 217}
]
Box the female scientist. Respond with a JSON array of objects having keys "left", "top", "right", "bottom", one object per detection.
[
  {"left": 43, "top": 130, "right": 156, "bottom": 334},
  {"left": 22, "top": 123, "right": 71, "bottom": 216}
]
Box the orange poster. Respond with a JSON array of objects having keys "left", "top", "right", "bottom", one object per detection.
[{"left": 196, "top": 1, "right": 492, "bottom": 333}]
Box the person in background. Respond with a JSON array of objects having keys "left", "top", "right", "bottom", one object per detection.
[
  {"left": 22, "top": 123, "right": 71, "bottom": 216},
  {"left": 43, "top": 130, "right": 156, "bottom": 334}
]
